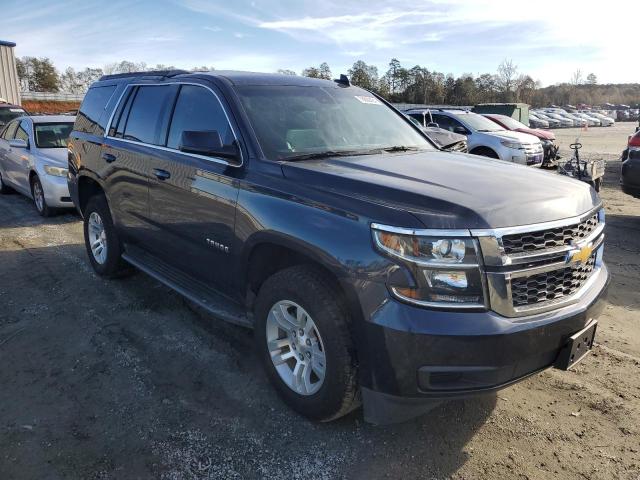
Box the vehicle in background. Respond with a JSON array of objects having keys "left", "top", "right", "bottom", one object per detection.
[
  {"left": 574, "top": 113, "right": 601, "bottom": 127},
  {"left": 0, "top": 115, "right": 76, "bottom": 215},
  {"left": 557, "top": 112, "right": 588, "bottom": 128},
  {"left": 557, "top": 141, "right": 605, "bottom": 191},
  {"left": 543, "top": 112, "right": 574, "bottom": 128},
  {"left": 0, "top": 101, "right": 28, "bottom": 129},
  {"left": 533, "top": 112, "right": 562, "bottom": 128},
  {"left": 406, "top": 112, "right": 467, "bottom": 152},
  {"left": 584, "top": 111, "right": 615, "bottom": 127},
  {"left": 406, "top": 108, "right": 543, "bottom": 166},
  {"left": 67, "top": 70, "right": 609, "bottom": 424},
  {"left": 528, "top": 113, "right": 549, "bottom": 129},
  {"left": 482, "top": 113, "right": 559, "bottom": 166},
  {"left": 621, "top": 129, "right": 640, "bottom": 198}
]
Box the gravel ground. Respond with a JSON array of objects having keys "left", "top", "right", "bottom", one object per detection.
[{"left": 0, "top": 124, "right": 639, "bottom": 479}]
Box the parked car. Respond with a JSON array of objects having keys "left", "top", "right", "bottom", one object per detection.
[
  {"left": 405, "top": 112, "right": 467, "bottom": 152},
  {"left": 557, "top": 112, "right": 588, "bottom": 128},
  {"left": 543, "top": 112, "right": 575, "bottom": 128},
  {"left": 406, "top": 108, "right": 543, "bottom": 165},
  {"left": 533, "top": 112, "right": 562, "bottom": 128},
  {"left": 68, "top": 71, "right": 609, "bottom": 424},
  {"left": 621, "top": 129, "right": 640, "bottom": 198},
  {"left": 482, "top": 113, "right": 559, "bottom": 166},
  {"left": 574, "top": 112, "right": 601, "bottom": 127},
  {"left": 528, "top": 113, "right": 549, "bottom": 129},
  {"left": 0, "top": 115, "right": 75, "bottom": 215},
  {"left": 0, "top": 102, "right": 28, "bottom": 129},
  {"left": 584, "top": 111, "right": 615, "bottom": 127}
]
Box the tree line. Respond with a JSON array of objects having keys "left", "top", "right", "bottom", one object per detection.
[{"left": 15, "top": 56, "right": 639, "bottom": 108}]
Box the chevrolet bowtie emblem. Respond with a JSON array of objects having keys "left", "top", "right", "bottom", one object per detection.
[{"left": 568, "top": 245, "right": 593, "bottom": 264}]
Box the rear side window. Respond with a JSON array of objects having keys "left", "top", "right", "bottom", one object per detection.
[
  {"left": 122, "top": 86, "right": 175, "bottom": 145},
  {"left": 76, "top": 85, "right": 117, "bottom": 135},
  {"left": 1, "top": 121, "right": 18, "bottom": 139},
  {"left": 166, "top": 85, "right": 235, "bottom": 150}
]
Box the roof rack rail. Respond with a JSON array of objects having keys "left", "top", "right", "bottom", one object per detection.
[{"left": 98, "top": 69, "right": 189, "bottom": 81}]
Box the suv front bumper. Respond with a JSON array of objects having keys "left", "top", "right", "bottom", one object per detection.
[{"left": 356, "top": 263, "right": 609, "bottom": 424}]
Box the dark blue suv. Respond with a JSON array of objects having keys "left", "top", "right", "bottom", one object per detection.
[{"left": 68, "top": 70, "right": 609, "bottom": 424}]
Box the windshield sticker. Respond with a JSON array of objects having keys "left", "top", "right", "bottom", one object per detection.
[
  {"left": 354, "top": 95, "right": 382, "bottom": 105},
  {"left": 10, "top": 109, "right": 24, "bottom": 112}
]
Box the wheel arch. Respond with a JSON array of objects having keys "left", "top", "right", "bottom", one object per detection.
[
  {"left": 469, "top": 145, "right": 499, "bottom": 158},
  {"left": 76, "top": 173, "right": 107, "bottom": 215},
  {"left": 241, "top": 233, "right": 364, "bottom": 326}
]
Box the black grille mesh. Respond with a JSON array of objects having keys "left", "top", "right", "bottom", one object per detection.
[
  {"left": 502, "top": 213, "right": 599, "bottom": 255},
  {"left": 511, "top": 254, "right": 596, "bottom": 307}
]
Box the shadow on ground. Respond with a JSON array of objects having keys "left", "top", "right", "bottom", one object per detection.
[{"left": 0, "top": 243, "right": 495, "bottom": 479}]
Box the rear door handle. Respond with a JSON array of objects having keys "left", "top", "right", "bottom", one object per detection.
[
  {"left": 102, "top": 153, "right": 117, "bottom": 163},
  {"left": 153, "top": 168, "right": 171, "bottom": 180}
]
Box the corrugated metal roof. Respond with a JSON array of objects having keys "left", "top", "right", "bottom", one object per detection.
[{"left": 0, "top": 40, "right": 16, "bottom": 47}]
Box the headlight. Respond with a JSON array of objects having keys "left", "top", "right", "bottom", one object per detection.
[
  {"left": 372, "top": 226, "right": 485, "bottom": 308},
  {"left": 44, "top": 165, "right": 68, "bottom": 177},
  {"left": 500, "top": 140, "right": 522, "bottom": 149}
]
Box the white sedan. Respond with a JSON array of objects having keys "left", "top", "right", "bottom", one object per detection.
[{"left": 0, "top": 115, "right": 75, "bottom": 216}]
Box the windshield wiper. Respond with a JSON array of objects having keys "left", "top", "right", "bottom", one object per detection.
[
  {"left": 382, "top": 146, "right": 421, "bottom": 152},
  {"left": 281, "top": 149, "right": 379, "bottom": 162}
]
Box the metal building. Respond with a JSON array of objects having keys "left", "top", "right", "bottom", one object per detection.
[{"left": 0, "top": 40, "right": 20, "bottom": 105}]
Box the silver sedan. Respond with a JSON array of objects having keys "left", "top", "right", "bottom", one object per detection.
[{"left": 0, "top": 115, "right": 75, "bottom": 216}]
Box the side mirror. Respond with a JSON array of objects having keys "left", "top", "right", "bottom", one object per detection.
[
  {"left": 454, "top": 126, "right": 468, "bottom": 135},
  {"left": 9, "top": 138, "right": 28, "bottom": 149},
  {"left": 427, "top": 122, "right": 439, "bottom": 128},
  {"left": 179, "top": 130, "right": 240, "bottom": 163}
]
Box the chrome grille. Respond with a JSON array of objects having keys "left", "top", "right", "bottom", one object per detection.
[
  {"left": 511, "top": 254, "right": 596, "bottom": 307},
  {"left": 502, "top": 213, "right": 599, "bottom": 255}
]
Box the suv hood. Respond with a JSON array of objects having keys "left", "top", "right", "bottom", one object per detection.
[{"left": 281, "top": 151, "right": 599, "bottom": 229}]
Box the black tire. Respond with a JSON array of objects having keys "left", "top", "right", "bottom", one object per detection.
[
  {"left": 593, "top": 178, "right": 602, "bottom": 192},
  {"left": 254, "top": 265, "right": 360, "bottom": 422},
  {"left": 31, "top": 175, "right": 55, "bottom": 217},
  {"left": 0, "top": 171, "right": 13, "bottom": 194},
  {"left": 471, "top": 147, "right": 499, "bottom": 159},
  {"left": 83, "top": 194, "right": 131, "bottom": 278}
]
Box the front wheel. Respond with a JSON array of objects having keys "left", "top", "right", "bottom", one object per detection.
[
  {"left": 31, "top": 175, "right": 54, "bottom": 217},
  {"left": 254, "top": 265, "right": 360, "bottom": 421}
]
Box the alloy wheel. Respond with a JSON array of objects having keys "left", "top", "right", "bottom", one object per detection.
[
  {"left": 88, "top": 211, "right": 108, "bottom": 264},
  {"left": 266, "top": 300, "right": 326, "bottom": 396},
  {"left": 33, "top": 179, "right": 44, "bottom": 212}
]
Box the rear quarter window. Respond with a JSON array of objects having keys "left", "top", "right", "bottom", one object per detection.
[{"left": 76, "top": 85, "right": 117, "bottom": 135}]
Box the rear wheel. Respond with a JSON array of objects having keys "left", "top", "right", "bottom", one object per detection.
[
  {"left": 255, "top": 265, "right": 360, "bottom": 421},
  {"left": 31, "top": 175, "right": 54, "bottom": 217},
  {"left": 83, "top": 194, "right": 131, "bottom": 277}
]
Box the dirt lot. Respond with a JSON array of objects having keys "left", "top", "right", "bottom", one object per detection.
[{"left": 0, "top": 124, "right": 639, "bottom": 479}]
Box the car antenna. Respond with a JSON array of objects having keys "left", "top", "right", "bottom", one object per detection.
[{"left": 334, "top": 74, "right": 350, "bottom": 86}]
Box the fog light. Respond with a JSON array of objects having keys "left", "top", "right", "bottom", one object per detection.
[{"left": 425, "top": 270, "right": 468, "bottom": 289}]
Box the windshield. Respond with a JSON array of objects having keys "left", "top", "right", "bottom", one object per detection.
[
  {"left": 455, "top": 112, "right": 505, "bottom": 132},
  {"left": 236, "top": 85, "right": 433, "bottom": 160},
  {"left": 494, "top": 115, "right": 527, "bottom": 130},
  {"left": 34, "top": 123, "right": 74, "bottom": 148},
  {"left": 0, "top": 107, "right": 26, "bottom": 125}
]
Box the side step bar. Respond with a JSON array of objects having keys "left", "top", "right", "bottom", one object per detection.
[{"left": 122, "top": 245, "right": 252, "bottom": 328}]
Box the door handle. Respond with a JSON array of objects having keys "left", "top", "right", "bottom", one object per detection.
[
  {"left": 102, "top": 152, "right": 117, "bottom": 163},
  {"left": 153, "top": 168, "right": 171, "bottom": 180}
]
